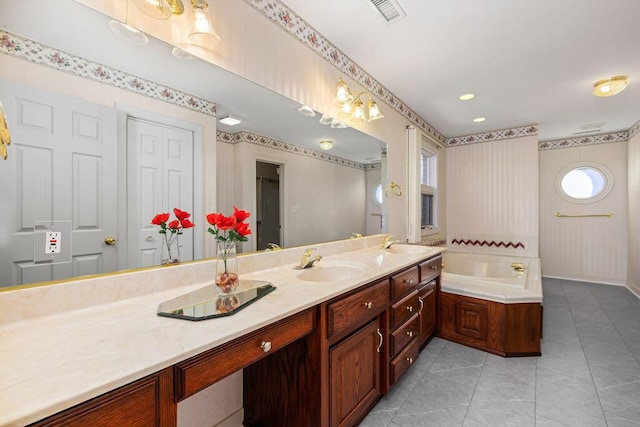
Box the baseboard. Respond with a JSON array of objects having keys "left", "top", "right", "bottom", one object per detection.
[
  {"left": 542, "top": 274, "right": 626, "bottom": 287},
  {"left": 626, "top": 281, "right": 640, "bottom": 300}
]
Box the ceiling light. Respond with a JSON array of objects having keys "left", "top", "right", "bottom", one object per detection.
[
  {"left": 319, "top": 114, "right": 334, "bottom": 125},
  {"left": 330, "top": 121, "right": 347, "bottom": 129},
  {"left": 188, "top": 0, "right": 221, "bottom": 44},
  {"left": 319, "top": 140, "right": 333, "bottom": 150},
  {"left": 593, "top": 76, "right": 628, "bottom": 97},
  {"left": 108, "top": 20, "right": 149, "bottom": 45},
  {"left": 219, "top": 115, "right": 242, "bottom": 126},
  {"left": 298, "top": 105, "right": 316, "bottom": 117},
  {"left": 334, "top": 77, "right": 384, "bottom": 123},
  {"left": 132, "top": 0, "right": 184, "bottom": 20},
  {"left": 459, "top": 93, "right": 475, "bottom": 101},
  {"left": 473, "top": 117, "right": 486, "bottom": 123}
]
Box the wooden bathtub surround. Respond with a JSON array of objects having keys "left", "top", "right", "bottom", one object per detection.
[{"left": 438, "top": 292, "right": 542, "bottom": 356}]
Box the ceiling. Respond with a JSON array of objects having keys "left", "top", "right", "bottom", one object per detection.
[{"left": 281, "top": 0, "right": 640, "bottom": 141}]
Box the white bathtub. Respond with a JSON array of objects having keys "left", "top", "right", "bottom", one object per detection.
[{"left": 441, "top": 252, "right": 542, "bottom": 303}]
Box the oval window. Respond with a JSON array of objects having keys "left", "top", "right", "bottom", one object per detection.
[
  {"left": 557, "top": 163, "right": 613, "bottom": 203},
  {"left": 373, "top": 182, "right": 383, "bottom": 205}
]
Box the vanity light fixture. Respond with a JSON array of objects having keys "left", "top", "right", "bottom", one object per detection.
[
  {"left": 334, "top": 77, "right": 384, "bottom": 123},
  {"left": 319, "top": 140, "right": 333, "bottom": 150},
  {"left": 188, "top": 0, "right": 221, "bottom": 44},
  {"left": 108, "top": 20, "right": 149, "bottom": 45},
  {"left": 171, "top": 47, "right": 195, "bottom": 60},
  {"left": 319, "top": 114, "right": 347, "bottom": 129},
  {"left": 459, "top": 93, "right": 475, "bottom": 101},
  {"left": 473, "top": 117, "right": 486, "bottom": 123},
  {"left": 219, "top": 115, "right": 242, "bottom": 126},
  {"left": 593, "top": 75, "right": 628, "bottom": 97},
  {"left": 132, "top": 0, "right": 184, "bottom": 20}
]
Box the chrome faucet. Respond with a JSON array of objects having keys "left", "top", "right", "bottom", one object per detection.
[
  {"left": 294, "top": 248, "right": 323, "bottom": 270},
  {"left": 511, "top": 262, "right": 525, "bottom": 272},
  {"left": 381, "top": 235, "right": 399, "bottom": 249}
]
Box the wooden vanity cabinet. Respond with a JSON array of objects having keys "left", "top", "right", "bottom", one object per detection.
[
  {"left": 417, "top": 280, "right": 437, "bottom": 348},
  {"left": 29, "top": 368, "right": 176, "bottom": 427}
]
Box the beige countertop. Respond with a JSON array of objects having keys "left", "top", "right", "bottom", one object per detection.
[{"left": 0, "top": 237, "right": 444, "bottom": 426}]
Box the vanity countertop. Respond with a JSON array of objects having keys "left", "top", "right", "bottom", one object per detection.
[{"left": 0, "top": 240, "right": 444, "bottom": 427}]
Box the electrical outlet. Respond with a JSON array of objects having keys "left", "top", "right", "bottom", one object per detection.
[{"left": 45, "top": 231, "right": 61, "bottom": 254}]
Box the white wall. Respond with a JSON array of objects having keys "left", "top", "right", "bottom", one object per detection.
[
  {"left": 539, "top": 141, "right": 628, "bottom": 285},
  {"left": 628, "top": 130, "right": 640, "bottom": 294},
  {"left": 217, "top": 137, "right": 367, "bottom": 251},
  {"left": 446, "top": 136, "right": 539, "bottom": 257}
]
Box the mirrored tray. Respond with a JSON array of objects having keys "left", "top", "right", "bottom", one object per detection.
[{"left": 157, "top": 280, "right": 276, "bottom": 321}]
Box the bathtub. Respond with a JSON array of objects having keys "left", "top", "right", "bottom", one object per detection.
[{"left": 441, "top": 252, "right": 542, "bottom": 303}]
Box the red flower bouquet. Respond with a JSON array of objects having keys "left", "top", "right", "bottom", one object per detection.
[{"left": 151, "top": 208, "right": 195, "bottom": 265}]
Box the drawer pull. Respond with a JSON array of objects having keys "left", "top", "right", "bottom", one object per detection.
[
  {"left": 406, "top": 357, "right": 414, "bottom": 364},
  {"left": 430, "top": 265, "right": 439, "bottom": 270},
  {"left": 406, "top": 330, "right": 414, "bottom": 338},
  {"left": 260, "top": 341, "right": 272, "bottom": 353},
  {"left": 363, "top": 301, "right": 373, "bottom": 309},
  {"left": 376, "top": 328, "right": 383, "bottom": 353},
  {"left": 406, "top": 305, "right": 414, "bottom": 313},
  {"left": 418, "top": 297, "right": 424, "bottom": 314}
]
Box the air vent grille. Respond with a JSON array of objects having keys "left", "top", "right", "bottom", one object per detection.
[{"left": 369, "top": 0, "right": 406, "bottom": 23}]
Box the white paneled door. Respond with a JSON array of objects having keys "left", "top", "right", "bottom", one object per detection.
[
  {"left": 126, "top": 118, "right": 194, "bottom": 268},
  {"left": 0, "top": 81, "right": 118, "bottom": 287}
]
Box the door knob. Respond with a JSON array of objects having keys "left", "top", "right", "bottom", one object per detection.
[{"left": 104, "top": 237, "right": 117, "bottom": 246}]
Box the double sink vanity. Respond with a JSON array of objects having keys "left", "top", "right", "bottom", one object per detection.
[{"left": 0, "top": 235, "right": 445, "bottom": 426}]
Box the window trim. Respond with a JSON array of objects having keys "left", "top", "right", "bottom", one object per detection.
[{"left": 556, "top": 162, "right": 614, "bottom": 204}]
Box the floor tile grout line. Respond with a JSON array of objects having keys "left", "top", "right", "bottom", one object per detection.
[
  {"left": 460, "top": 348, "right": 488, "bottom": 426},
  {"left": 563, "top": 283, "right": 610, "bottom": 426}
]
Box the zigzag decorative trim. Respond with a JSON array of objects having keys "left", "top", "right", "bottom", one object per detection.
[
  {"left": 242, "top": 0, "right": 445, "bottom": 144},
  {"left": 0, "top": 30, "right": 217, "bottom": 117},
  {"left": 538, "top": 131, "right": 629, "bottom": 150},
  {"left": 451, "top": 238, "right": 525, "bottom": 249},
  {"left": 445, "top": 125, "right": 538, "bottom": 147},
  {"left": 217, "top": 130, "right": 381, "bottom": 170}
]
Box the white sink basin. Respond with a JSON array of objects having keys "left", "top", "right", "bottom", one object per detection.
[
  {"left": 296, "top": 261, "right": 370, "bottom": 282},
  {"left": 384, "top": 244, "right": 435, "bottom": 256}
]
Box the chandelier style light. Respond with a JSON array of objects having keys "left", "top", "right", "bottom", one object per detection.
[
  {"left": 130, "top": 0, "right": 220, "bottom": 44},
  {"left": 334, "top": 78, "right": 384, "bottom": 123},
  {"left": 592, "top": 76, "right": 628, "bottom": 97}
]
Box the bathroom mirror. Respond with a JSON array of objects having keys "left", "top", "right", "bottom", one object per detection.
[{"left": 0, "top": 0, "right": 388, "bottom": 288}]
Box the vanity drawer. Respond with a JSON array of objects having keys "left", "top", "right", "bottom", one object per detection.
[
  {"left": 389, "top": 289, "right": 420, "bottom": 330},
  {"left": 327, "top": 279, "right": 389, "bottom": 341},
  {"left": 389, "top": 338, "right": 420, "bottom": 387},
  {"left": 390, "top": 266, "right": 419, "bottom": 299},
  {"left": 419, "top": 255, "right": 442, "bottom": 283},
  {"left": 389, "top": 314, "right": 419, "bottom": 357},
  {"left": 175, "top": 308, "right": 315, "bottom": 401}
]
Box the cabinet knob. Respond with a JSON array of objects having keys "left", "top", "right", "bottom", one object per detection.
[
  {"left": 363, "top": 301, "right": 373, "bottom": 309},
  {"left": 406, "top": 330, "right": 414, "bottom": 338},
  {"left": 406, "top": 357, "right": 414, "bottom": 364},
  {"left": 260, "top": 341, "right": 272, "bottom": 353},
  {"left": 406, "top": 305, "right": 413, "bottom": 313},
  {"left": 430, "top": 265, "right": 438, "bottom": 270},
  {"left": 404, "top": 278, "right": 414, "bottom": 285}
]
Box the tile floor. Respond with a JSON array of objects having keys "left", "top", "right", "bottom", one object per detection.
[{"left": 361, "top": 278, "right": 640, "bottom": 426}]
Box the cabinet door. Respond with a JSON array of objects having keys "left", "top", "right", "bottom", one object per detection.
[
  {"left": 418, "top": 283, "right": 436, "bottom": 346},
  {"left": 330, "top": 318, "right": 382, "bottom": 427}
]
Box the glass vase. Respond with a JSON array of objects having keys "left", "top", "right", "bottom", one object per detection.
[
  {"left": 215, "top": 240, "right": 239, "bottom": 295},
  {"left": 161, "top": 234, "right": 180, "bottom": 265}
]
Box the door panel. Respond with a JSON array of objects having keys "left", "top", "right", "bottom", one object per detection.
[{"left": 0, "top": 80, "right": 118, "bottom": 287}]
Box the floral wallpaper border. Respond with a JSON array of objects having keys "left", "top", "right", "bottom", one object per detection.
[
  {"left": 627, "top": 118, "right": 640, "bottom": 139},
  {"left": 242, "top": 0, "right": 445, "bottom": 145},
  {"left": 538, "top": 131, "right": 629, "bottom": 150},
  {"left": 217, "top": 130, "right": 381, "bottom": 171},
  {"left": 0, "top": 30, "right": 217, "bottom": 117},
  {"left": 445, "top": 125, "right": 539, "bottom": 147}
]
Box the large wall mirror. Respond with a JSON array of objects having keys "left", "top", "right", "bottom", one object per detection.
[{"left": 0, "top": 0, "right": 388, "bottom": 288}]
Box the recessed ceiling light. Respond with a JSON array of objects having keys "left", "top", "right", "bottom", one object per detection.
[
  {"left": 473, "top": 117, "right": 486, "bottom": 123},
  {"left": 319, "top": 140, "right": 333, "bottom": 150},
  {"left": 593, "top": 76, "right": 628, "bottom": 97},
  {"left": 219, "top": 115, "right": 242, "bottom": 126},
  {"left": 171, "top": 47, "right": 195, "bottom": 60},
  {"left": 459, "top": 93, "right": 475, "bottom": 101}
]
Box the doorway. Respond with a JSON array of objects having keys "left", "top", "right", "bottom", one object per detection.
[{"left": 256, "top": 161, "right": 282, "bottom": 250}]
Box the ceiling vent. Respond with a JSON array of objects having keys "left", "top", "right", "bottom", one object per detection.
[
  {"left": 368, "top": 0, "right": 406, "bottom": 24},
  {"left": 573, "top": 122, "right": 605, "bottom": 135}
]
